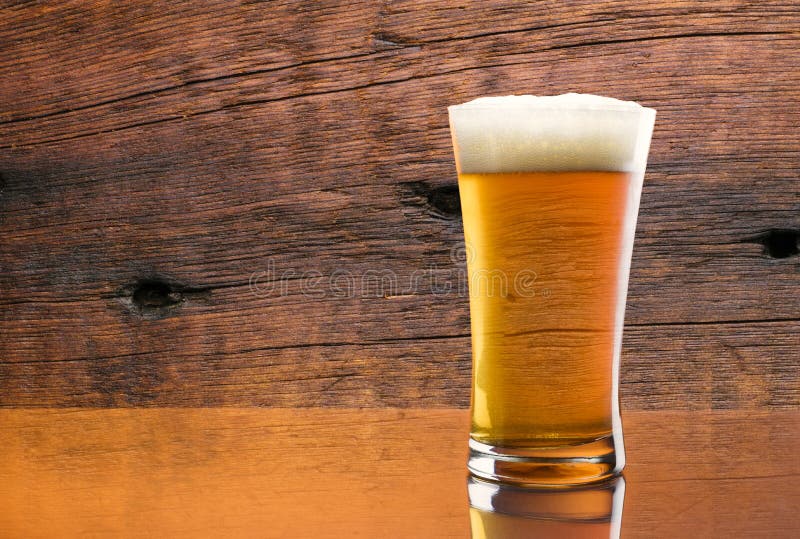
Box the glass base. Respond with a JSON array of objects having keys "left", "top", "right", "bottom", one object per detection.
[{"left": 467, "top": 435, "right": 624, "bottom": 486}]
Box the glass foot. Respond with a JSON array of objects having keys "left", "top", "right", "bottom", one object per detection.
[{"left": 467, "top": 435, "right": 624, "bottom": 486}]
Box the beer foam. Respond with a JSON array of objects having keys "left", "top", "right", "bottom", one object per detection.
[{"left": 448, "top": 93, "right": 656, "bottom": 173}]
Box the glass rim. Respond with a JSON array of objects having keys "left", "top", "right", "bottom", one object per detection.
[{"left": 448, "top": 103, "right": 656, "bottom": 115}]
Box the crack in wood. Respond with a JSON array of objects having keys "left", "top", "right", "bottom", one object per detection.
[
  {"left": 626, "top": 317, "right": 800, "bottom": 328},
  {"left": 0, "top": 50, "right": 381, "bottom": 126}
]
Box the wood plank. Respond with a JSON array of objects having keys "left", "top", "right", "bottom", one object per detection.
[
  {"left": 0, "top": 409, "right": 797, "bottom": 537},
  {"left": 3, "top": 30, "right": 800, "bottom": 151},
  {"left": 1, "top": 161, "right": 797, "bottom": 320},
  {"left": 1, "top": 35, "right": 798, "bottom": 320},
  {"left": 0, "top": 310, "right": 796, "bottom": 407},
  {"left": 2, "top": 1, "right": 797, "bottom": 123},
  {"left": 622, "top": 321, "right": 800, "bottom": 410},
  {"left": 1, "top": 158, "right": 798, "bottom": 298}
]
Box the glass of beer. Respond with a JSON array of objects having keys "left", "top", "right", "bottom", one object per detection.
[
  {"left": 468, "top": 474, "right": 626, "bottom": 538},
  {"left": 448, "top": 94, "right": 656, "bottom": 485}
]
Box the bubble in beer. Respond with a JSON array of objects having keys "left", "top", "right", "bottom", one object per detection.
[{"left": 448, "top": 93, "right": 656, "bottom": 174}]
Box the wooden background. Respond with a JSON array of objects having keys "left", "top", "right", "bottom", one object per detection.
[{"left": 1, "top": 1, "right": 798, "bottom": 409}]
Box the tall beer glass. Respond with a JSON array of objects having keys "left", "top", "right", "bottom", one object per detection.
[{"left": 448, "top": 94, "right": 656, "bottom": 485}]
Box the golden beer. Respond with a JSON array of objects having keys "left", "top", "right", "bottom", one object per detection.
[{"left": 449, "top": 94, "right": 656, "bottom": 484}]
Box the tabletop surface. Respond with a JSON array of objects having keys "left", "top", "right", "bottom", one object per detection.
[{"left": 2, "top": 408, "right": 798, "bottom": 538}]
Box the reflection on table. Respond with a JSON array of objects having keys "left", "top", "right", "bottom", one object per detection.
[{"left": 469, "top": 474, "right": 624, "bottom": 539}]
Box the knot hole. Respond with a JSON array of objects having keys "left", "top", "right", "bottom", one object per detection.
[
  {"left": 759, "top": 229, "right": 799, "bottom": 259},
  {"left": 132, "top": 280, "right": 183, "bottom": 309},
  {"left": 427, "top": 185, "right": 461, "bottom": 220}
]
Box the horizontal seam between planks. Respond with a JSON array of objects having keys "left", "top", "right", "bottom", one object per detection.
[
  {"left": 626, "top": 317, "right": 800, "bottom": 328},
  {"left": 0, "top": 333, "right": 472, "bottom": 366}
]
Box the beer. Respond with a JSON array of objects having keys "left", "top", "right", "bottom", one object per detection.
[
  {"left": 448, "top": 94, "right": 656, "bottom": 484},
  {"left": 461, "top": 170, "right": 640, "bottom": 445}
]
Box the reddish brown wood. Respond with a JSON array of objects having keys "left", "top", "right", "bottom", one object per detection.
[
  {"left": 0, "top": 301, "right": 797, "bottom": 408},
  {"left": 0, "top": 1, "right": 798, "bottom": 407}
]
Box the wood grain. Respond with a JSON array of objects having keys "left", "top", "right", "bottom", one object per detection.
[
  {"left": 1, "top": 1, "right": 798, "bottom": 407},
  {"left": 0, "top": 408, "right": 797, "bottom": 538},
  {"left": 1, "top": 302, "right": 797, "bottom": 407},
  {"left": 1, "top": 1, "right": 798, "bottom": 125}
]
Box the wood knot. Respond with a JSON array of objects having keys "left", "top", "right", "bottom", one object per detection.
[
  {"left": 427, "top": 185, "right": 461, "bottom": 219},
  {"left": 116, "top": 277, "right": 207, "bottom": 320},
  {"left": 132, "top": 280, "right": 183, "bottom": 309},
  {"left": 405, "top": 182, "right": 462, "bottom": 221},
  {"left": 756, "top": 229, "right": 799, "bottom": 259}
]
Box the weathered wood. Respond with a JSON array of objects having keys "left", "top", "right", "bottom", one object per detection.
[
  {"left": 1, "top": 1, "right": 798, "bottom": 124},
  {"left": 0, "top": 311, "right": 796, "bottom": 407},
  {"left": 1, "top": 37, "right": 798, "bottom": 316},
  {"left": 1, "top": 2, "right": 799, "bottom": 407},
  {"left": 0, "top": 409, "right": 797, "bottom": 537}
]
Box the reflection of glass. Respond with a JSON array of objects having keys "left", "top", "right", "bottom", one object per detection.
[
  {"left": 468, "top": 474, "right": 625, "bottom": 539},
  {"left": 448, "top": 95, "right": 656, "bottom": 484}
]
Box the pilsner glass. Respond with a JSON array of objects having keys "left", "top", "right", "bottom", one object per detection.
[{"left": 448, "top": 94, "right": 656, "bottom": 485}]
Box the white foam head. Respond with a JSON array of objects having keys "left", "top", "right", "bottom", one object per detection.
[{"left": 448, "top": 93, "right": 656, "bottom": 173}]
